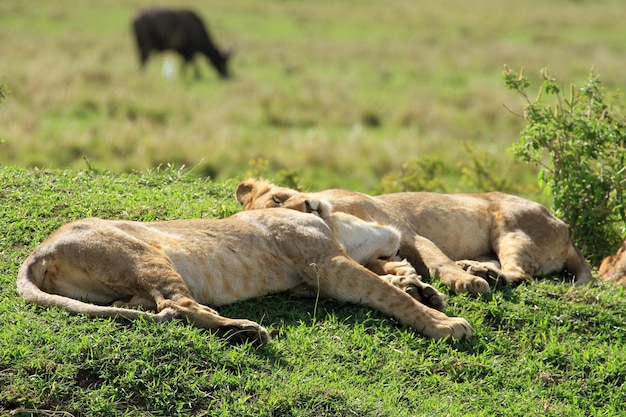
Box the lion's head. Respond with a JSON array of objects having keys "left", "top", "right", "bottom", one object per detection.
[{"left": 236, "top": 179, "right": 332, "bottom": 220}]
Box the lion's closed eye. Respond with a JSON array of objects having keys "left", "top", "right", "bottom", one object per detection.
[{"left": 271, "top": 195, "right": 283, "bottom": 206}]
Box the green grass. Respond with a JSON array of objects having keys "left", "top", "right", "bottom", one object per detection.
[
  {"left": 2, "top": 0, "right": 626, "bottom": 194},
  {"left": 2, "top": 1, "right": 626, "bottom": 414},
  {"left": 2, "top": 165, "right": 626, "bottom": 416}
]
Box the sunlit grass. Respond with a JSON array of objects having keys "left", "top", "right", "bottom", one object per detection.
[{"left": 1, "top": 165, "right": 625, "bottom": 416}]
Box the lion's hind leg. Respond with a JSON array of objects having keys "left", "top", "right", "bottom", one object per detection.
[
  {"left": 113, "top": 294, "right": 221, "bottom": 315},
  {"left": 494, "top": 232, "right": 573, "bottom": 285},
  {"left": 137, "top": 266, "right": 270, "bottom": 344},
  {"left": 113, "top": 295, "right": 157, "bottom": 310},
  {"left": 154, "top": 294, "right": 269, "bottom": 344}
]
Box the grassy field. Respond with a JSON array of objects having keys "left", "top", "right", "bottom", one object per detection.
[
  {"left": 2, "top": 0, "right": 626, "bottom": 415},
  {"left": 2, "top": 0, "right": 626, "bottom": 194},
  {"left": 1, "top": 165, "right": 625, "bottom": 416}
]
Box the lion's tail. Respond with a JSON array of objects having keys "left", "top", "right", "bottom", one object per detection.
[
  {"left": 16, "top": 256, "right": 165, "bottom": 321},
  {"left": 565, "top": 240, "right": 593, "bottom": 286}
]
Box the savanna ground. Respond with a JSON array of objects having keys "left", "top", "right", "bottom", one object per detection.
[
  {"left": 1, "top": 0, "right": 626, "bottom": 415},
  {"left": 2, "top": 166, "right": 626, "bottom": 416}
]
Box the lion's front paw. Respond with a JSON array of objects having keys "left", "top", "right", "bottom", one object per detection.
[
  {"left": 406, "top": 280, "right": 447, "bottom": 312},
  {"left": 423, "top": 316, "right": 472, "bottom": 340},
  {"left": 452, "top": 274, "right": 491, "bottom": 294},
  {"left": 383, "top": 273, "right": 447, "bottom": 311},
  {"left": 222, "top": 319, "right": 271, "bottom": 345},
  {"left": 456, "top": 259, "right": 504, "bottom": 285}
]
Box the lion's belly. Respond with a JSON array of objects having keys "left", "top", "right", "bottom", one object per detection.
[
  {"left": 417, "top": 213, "right": 493, "bottom": 259},
  {"left": 379, "top": 192, "right": 497, "bottom": 259},
  {"left": 164, "top": 246, "right": 303, "bottom": 307},
  {"left": 151, "top": 210, "right": 336, "bottom": 307}
]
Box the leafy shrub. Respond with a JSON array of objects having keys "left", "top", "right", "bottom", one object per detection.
[
  {"left": 245, "top": 158, "right": 303, "bottom": 190},
  {"left": 375, "top": 143, "right": 531, "bottom": 195},
  {"left": 503, "top": 66, "right": 626, "bottom": 264},
  {"left": 376, "top": 156, "right": 448, "bottom": 193},
  {"left": 457, "top": 142, "right": 515, "bottom": 193}
]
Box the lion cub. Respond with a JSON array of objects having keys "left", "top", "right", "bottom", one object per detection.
[{"left": 18, "top": 209, "right": 470, "bottom": 344}]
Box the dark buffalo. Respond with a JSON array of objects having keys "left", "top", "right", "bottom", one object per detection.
[{"left": 132, "top": 7, "right": 231, "bottom": 79}]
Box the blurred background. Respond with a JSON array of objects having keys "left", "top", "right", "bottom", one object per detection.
[{"left": 1, "top": 0, "right": 624, "bottom": 197}]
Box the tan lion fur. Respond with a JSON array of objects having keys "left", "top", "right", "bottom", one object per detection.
[
  {"left": 599, "top": 238, "right": 626, "bottom": 284},
  {"left": 17, "top": 209, "right": 470, "bottom": 344},
  {"left": 289, "top": 198, "right": 446, "bottom": 310},
  {"left": 235, "top": 179, "right": 593, "bottom": 294}
]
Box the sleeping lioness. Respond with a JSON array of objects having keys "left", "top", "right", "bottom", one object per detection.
[
  {"left": 17, "top": 208, "right": 470, "bottom": 344},
  {"left": 236, "top": 179, "right": 593, "bottom": 294}
]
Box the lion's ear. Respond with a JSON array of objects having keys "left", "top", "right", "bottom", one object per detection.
[{"left": 235, "top": 181, "right": 255, "bottom": 206}]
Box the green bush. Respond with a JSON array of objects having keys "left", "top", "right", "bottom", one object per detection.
[
  {"left": 376, "top": 156, "right": 449, "bottom": 193},
  {"left": 374, "top": 142, "right": 532, "bottom": 196},
  {"left": 504, "top": 66, "right": 626, "bottom": 264}
]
